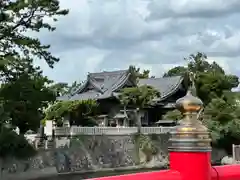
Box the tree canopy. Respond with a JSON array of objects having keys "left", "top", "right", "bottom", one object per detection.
[
  {"left": 0, "top": 0, "right": 69, "bottom": 161},
  {"left": 164, "top": 52, "right": 239, "bottom": 105},
  {"left": 119, "top": 85, "right": 160, "bottom": 108},
  {"left": 49, "top": 81, "right": 83, "bottom": 97},
  {"left": 0, "top": 0, "right": 68, "bottom": 131},
  {"left": 0, "top": 0, "right": 68, "bottom": 76},
  {"left": 163, "top": 52, "right": 240, "bottom": 152},
  {"left": 128, "top": 65, "right": 151, "bottom": 79},
  {"left": 0, "top": 126, "right": 36, "bottom": 160},
  {"left": 44, "top": 99, "right": 98, "bottom": 126},
  {"left": 163, "top": 109, "right": 182, "bottom": 121},
  {"left": 0, "top": 72, "right": 56, "bottom": 134}
]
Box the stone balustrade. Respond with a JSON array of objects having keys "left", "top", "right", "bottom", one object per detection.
[{"left": 55, "top": 126, "right": 173, "bottom": 136}]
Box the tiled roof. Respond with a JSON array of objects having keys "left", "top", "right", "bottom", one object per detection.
[
  {"left": 138, "top": 76, "right": 183, "bottom": 101},
  {"left": 57, "top": 70, "right": 130, "bottom": 101},
  {"left": 57, "top": 70, "right": 184, "bottom": 102}
]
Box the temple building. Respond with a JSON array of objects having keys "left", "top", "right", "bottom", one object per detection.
[{"left": 58, "top": 70, "right": 188, "bottom": 127}]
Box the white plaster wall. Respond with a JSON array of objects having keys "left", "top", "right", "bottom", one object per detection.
[{"left": 44, "top": 120, "right": 53, "bottom": 136}]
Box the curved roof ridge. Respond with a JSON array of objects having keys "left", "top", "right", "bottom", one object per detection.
[
  {"left": 140, "top": 76, "right": 182, "bottom": 81},
  {"left": 138, "top": 76, "right": 185, "bottom": 101},
  {"left": 89, "top": 69, "right": 128, "bottom": 77},
  {"left": 159, "top": 76, "right": 184, "bottom": 100},
  {"left": 70, "top": 79, "right": 88, "bottom": 96},
  {"left": 88, "top": 77, "right": 104, "bottom": 93},
  {"left": 111, "top": 72, "right": 130, "bottom": 91}
]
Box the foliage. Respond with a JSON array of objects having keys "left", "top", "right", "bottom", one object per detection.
[
  {"left": 202, "top": 97, "right": 240, "bottom": 152},
  {"left": 0, "top": 0, "right": 68, "bottom": 79},
  {"left": 49, "top": 81, "right": 83, "bottom": 97},
  {"left": 164, "top": 52, "right": 239, "bottom": 105},
  {"left": 162, "top": 109, "right": 182, "bottom": 121},
  {"left": 119, "top": 85, "right": 160, "bottom": 108},
  {"left": 128, "top": 65, "right": 155, "bottom": 85},
  {"left": 0, "top": 127, "right": 36, "bottom": 160},
  {"left": 0, "top": 0, "right": 68, "bottom": 133},
  {"left": 0, "top": 0, "right": 69, "bottom": 132},
  {"left": 128, "top": 65, "right": 151, "bottom": 80},
  {"left": 163, "top": 52, "right": 240, "bottom": 151},
  {"left": 68, "top": 81, "right": 83, "bottom": 94},
  {"left": 163, "top": 66, "right": 187, "bottom": 77},
  {"left": 49, "top": 82, "right": 69, "bottom": 97},
  {"left": 44, "top": 99, "right": 98, "bottom": 126},
  {"left": 139, "top": 134, "right": 158, "bottom": 155},
  {"left": 0, "top": 0, "right": 68, "bottom": 160},
  {"left": 0, "top": 72, "right": 56, "bottom": 134},
  {"left": 133, "top": 134, "right": 158, "bottom": 163}
]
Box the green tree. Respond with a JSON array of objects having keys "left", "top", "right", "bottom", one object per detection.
[
  {"left": 164, "top": 52, "right": 239, "bottom": 104},
  {"left": 0, "top": 0, "right": 69, "bottom": 132},
  {"left": 128, "top": 65, "right": 151, "bottom": 80},
  {"left": 67, "top": 81, "right": 83, "bottom": 94},
  {"left": 202, "top": 97, "right": 240, "bottom": 153},
  {"left": 44, "top": 99, "right": 98, "bottom": 126},
  {"left": 163, "top": 66, "right": 187, "bottom": 77},
  {"left": 119, "top": 85, "right": 160, "bottom": 108},
  {"left": 0, "top": 0, "right": 68, "bottom": 79},
  {"left": 49, "top": 81, "right": 83, "bottom": 97},
  {"left": 49, "top": 82, "right": 69, "bottom": 97},
  {"left": 162, "top": 109, "right": 182, "bottom": 121},
  {"left": 119, "top": 85, "right": 160, "bottom": 128},
  {"left": 0, "top": 126, "right": 36, "bottom": 173},
  {"left": 163, "top": 52, "right": 240, "bottom": 152},
  {"left": 0, "top": 72, "right": 56, "bottom": 134},
  {"left": 0, "top": 0, "right": 69, "bottom": 163}
]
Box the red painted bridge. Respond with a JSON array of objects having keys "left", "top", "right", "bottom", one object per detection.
[
  {"left": 89, "top": 76, "right": 240, "bottom": 180},
  {"left": 90, "top": 152, "right": 240, "bottom": 180}
]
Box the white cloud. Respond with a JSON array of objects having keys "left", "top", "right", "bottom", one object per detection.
[
  {"left": 147, "top": 0, "right": 240, "bottom": 19},
  {"left": 207, "top": 57, "right": 231, "bottom": 74},
  {"left": 85, "top": 54, "right": 105, "bottom": 73},
  {"left": 37, "top": 0, "right": 240, "bottom": 85}
]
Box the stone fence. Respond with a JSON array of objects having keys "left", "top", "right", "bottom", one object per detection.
[{"left": 55, "top": 126, "right": 173, "bottom": 136}]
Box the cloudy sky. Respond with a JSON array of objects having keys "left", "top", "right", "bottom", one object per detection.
[{"left": 36, "top": 0, "right": 240, "bottom": 84}]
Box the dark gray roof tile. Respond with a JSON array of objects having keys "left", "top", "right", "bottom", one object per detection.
[
  {"left": 57, "top": 95, "right": 71, "bottom": 101},
  {"left": 57, "top": 70, "right": 184, "bottom": 102},
  {"left": 69, "top": 91, "right": 100, "bottom": 100},
  {"left": 138, "top": 76, "right": 183, "bottom": 100}
]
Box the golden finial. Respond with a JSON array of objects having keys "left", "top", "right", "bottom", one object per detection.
[
  {"left": 168, "top": 71, "right": 211, "bottom": 152},
  {"left": 176, "top": 72, "right": 203, "bottom": 115}
]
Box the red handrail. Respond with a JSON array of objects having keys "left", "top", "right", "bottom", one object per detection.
[
  {"left": 89, "top": 165, "right": 240, "bottom": 180},
  {"left": 211, "top": 165, "right": 240, "bottom": 180},
  {"left": 88, "top": 170, "right": 181, "bottom": 180}
]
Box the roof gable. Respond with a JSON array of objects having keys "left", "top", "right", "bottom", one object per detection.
[
  {"left": 138, "top": 76, "right": 184, "bottom": 101},
  {"left": 88, "top": 70, "right": 129, "bottom": 92},
  {"left": 58, "top": 70, "right": 131, "bottom": 101},
  {"left": 57, "top": 70, "right": 185, "bottom": 102}
]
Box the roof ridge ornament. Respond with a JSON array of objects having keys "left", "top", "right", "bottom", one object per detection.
[
  {"left": 168, "top": 71, "right": 211, "bottom": 152},
  {"left": 188, "top": 71, "right": 196, "bottom": 95}
]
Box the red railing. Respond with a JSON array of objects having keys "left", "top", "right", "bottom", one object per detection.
[
  {"left": 89, "top": 165, "right": 240, "bottom": 180},
  {"left": 211, "top": 165, "right": 240, "bottom": 180},
  {"left": 89, "top": 154, "right": 240, "bottom": 180},
  {"left": 89, "top": 170, "right": 181, "bottom": 180}
]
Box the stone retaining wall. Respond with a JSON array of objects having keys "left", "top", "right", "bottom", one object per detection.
[{"left": 1, "top": 134, "right": 227, "bottom": 180}]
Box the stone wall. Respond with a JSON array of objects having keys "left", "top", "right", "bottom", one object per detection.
[
  {"left": 53, "top": 134, "right": 170, "bottom": 173},
  {"left": 2, "top": 134, "right": 227, "bottom": 180}
]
